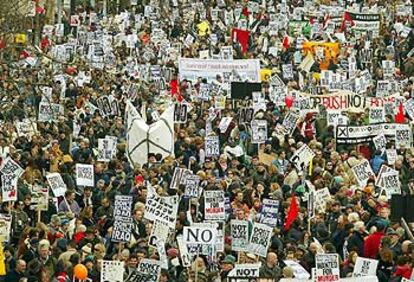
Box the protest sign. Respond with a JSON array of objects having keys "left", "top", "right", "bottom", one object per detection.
[
  {"left": 114, "top": 195, "right": 133, "bottom": 218},
  {"left": 174, "top": 103, "right": 188, "bottom": 123},
  {"left": 373, "top": 134, "right": 387, "bottom": 152},
  {"left": 239, "top": 108, "right": 254, "bottom": 124},
  {"left": 215, "top": 95, "right": 226, "bottom": 109},
  {"left": 380, "top": 171, "right": 401, "bottom": 199},
  {"left": 183, "top": 225, "right": 217, "bottom": 245},
  {"left": 315, "top": 253, "right": 340, "bottom": 282},
  {"left": 38, "top": 102, "right": 64, "bottom": 122},
  {"left": 228, "top": 263, "right": 261, "bottom": 278},
  {"left": 283, "top": 260, "right": 311, "bottom": 280},
  {"left": 0, "top": 214, "right": 12, "bottom": 242},
  {"left": 136, "top": 259, "right": 161, "bottom": 282},
  {"left": 101, "top": 260, "right": 124, "bottom": 282},
  {"left": 315, "top": 188, "right": 331, "bottom": 213},
  {"left": 219, "top": 117, "right": 233, "bottom": 133},
  {"left": 184, "top": 175, "right": 201, "bottom": 198},
  {"left": 170, "top": 167, "right": 190, "bottom": 190},
  {"left": 1, "top": 174, "right": 17, "bottom": 202},
  {"left": 352, "top": 160, "right": 375, "bottom": 188},
  {"left": 395, "top": 124, "right": 412, "bottom": 149},
  {"left": 176, "top": 235, "right": 192, "bottom": 267},
  {"left": 111, "top": 217, "right": 133, "bottom": 243},
  {"left": 258, "top": 199, "right": 280, "bottom": 227},
  {"left": 0, "top": 157, "right": 24, "bottom": 179},
  {"left": 369, "top": 107, "right": 385, "bottom": 124},
  {"left": 386, "top": 149, "right": 397, "bottom": 165},
  {"left": 204, "top": 190, "right": 225, "bottom": 220},
  {"left": 46, "top": 173, "right": 67, "bottom": 197},
  {"left": 336, "top": 123, "right": 397, "bottom": 144},
  {"left": 30, "top": 184, "right": 48, "bottom": 211},
  {"left": 179, "top": 58, "right": 261, "bottom": 82},
  {"left": 231, "top": 220, "right": 249, "bottom": 252},
  {"left": 290, "top": 144, "right": 315, "bottom": 171},
  {"left": 15, "top": 120, "right": 37, "bottom": 140},
  {"left": 205, "top": 135, "right": 220, "bottom": 158},
  {"left": 343, "top": 12, "right": 380, "bottom": 36},
  {"left": 96, "top": 96, "right": 119, "bottom": 117},
  {"left": 352, "top": 257, "right": 378, "bottom": 277},
  {"left": 248, "top": 222, "right": 273, "bottom": 257},
  {"left": 251, "top": 120, "right": 268, "bottom": 144},
  {"left": 144, "top": 190, "right": 178, "bottom": 228},
  {"left": 282, "top": 111, "right": 300, "bottom": 135},
  {"left": 149, "top": 220, "right": 169, "bottom": 247},
  {"left": 97, "top": 138, "right": 117, "bottom": 162},
  {"left": 125, "top": 271, "right": 153, "bottom": 282},
  {"left": 282, "top": 64, "right": 294, "bottom": 79},
  {"left": 75, "top": 164, "right": 94, "bottom": 187}
]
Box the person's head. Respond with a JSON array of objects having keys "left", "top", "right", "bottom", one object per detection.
[
  {"left": 15, "top": 259, "right": 26, "bottom": 273},
  {"left": 354, "top": 221, "right": 366, "bottom": 234},
  {"left": 236, "top": 209, "right": 246, "bottom": 220},
  {"left": 266, "top": 252, "right": 278, "bottom": 267},
  {"left": 134, "top": 209, "right": 143, "bottom": 221},
  {"left": 38, "top": 239, "right": 50, "bottom": 259},
  {"left": 65, "top": 190, "right": 76, "bottom": 202},
  {"left": 101, "top": 197, "right": 110, "bottom": 208},
  {"left": 235, "top": 191, "right": 244, "bottom": 202},
  {"left": 309, "top": 242, "right": 318, "bottom": 254},
  {"left": 128, "top": 254, "right": 138, "bottom": 268}
]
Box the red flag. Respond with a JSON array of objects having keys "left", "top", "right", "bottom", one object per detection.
[
  {"left": 282, "top": 35, "right": 290, "bottom": 49},
  {"left": 395, "top": 101, "right": 405, "bottom": 123},
  {"left": 242, "top": 7, "right": 249, "bottom": 17},
  {"left": 284, "top": 195, "right": 299, "bottom": 231},
  {"left": 20, "top": 50, "right": 30, "bottom": 59},
  {"left": 36, "top": 6, "right": 45, "bottom": 14},
  {"left": 341, "top": 12, "right": 355, "bottom": 31},
  {"left": 231, "top": 28, "right": 250, "bottom": 54},
  {"left": 170, "top": 79, "right": 179, "bottom": 96}
]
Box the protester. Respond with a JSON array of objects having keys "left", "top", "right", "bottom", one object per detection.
[{"left": 0, "top": 0, "right": 413, "bottom": 282}]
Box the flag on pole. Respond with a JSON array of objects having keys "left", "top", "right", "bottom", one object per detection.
[{"left": 284, "top": 195, "right": 299, "bottom": 231}]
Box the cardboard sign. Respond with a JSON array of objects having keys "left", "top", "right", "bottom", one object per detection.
[
  {"left": 183, "top": 225, "right": 217, "bottom": 245},
  {"left": 170, "top": 167, "right": 190, "bottom": 190},
  {"left": 46, "top": 173, "right": 67, "bottom": 197},
  {"left": 101, "top": 260, "right": 124, "bottom": 282},
  {"left": 228, "top": 263, "right": 261, "bottom": 278},
  {"left": 352, "top": 160, "right": 375, "bottom": 188},
  {"left": 386, "top": 149, "right": 397, "bottom": 165},
  {"left": 373, "top": 134, "right": 387, "bottom": 152},
  {"left": 258, "top": 199, "right": 280, "bottom": 227},
  {"left": 174, "top": 103, "right": 188, "bottom": 123},
  {"left": 352, "top": 257, "right": 378, "bottom": 277},
  {"left": 248, "top": 222, "right": 273, "bottom": 258},
  {"left": 97, "top": 137, "right": 117, "bottom": 162},
  {"left": 184, "top": 175, "right": 201, "bottom": 198},
  {"left": 239, "top": 108, "right": 254, "bottom": 124},
  {"left": 251, "top": 120, "right": 268, "bottom": 144},
  {"left": 1, "top": 174, "right": 17, "bottom": 202},
  {"left": 112, "top": 195, "right": 133, "bottom": 243},
  {"left": 283, "top": 260, "right": 311, "bottom": 280},
  {"left": 205, "top": 135, "right": 220, "bottom": 158},
  {"left": 149, "top": 220, "right": 169, "bottom": 247},
  {"left": 395, "top": 124, "right": 412, "bottom": 149},
  {"left": 0, "top": 157, "right": 24, "bottom": 179},
  {"left": 290, "top": 144, "right": 315, "bottom": 171},
  {"left": 282, "top": 111, "right": 300, "bottom": 135},
  {"left": 0, "top": 214, "right": 12, "bottom": 242},
  {"left": 136, "top": 259, "right": 161, "bottom": 282},
  {"left": 204, "top": 190, "right": 225, "bottom": 220},
  {"left": 75, "top": 164, "right": 94, "bottom": 187},
  {"left": 315, "top": 254, "right": 340, "bottom": 282},
  {"left": 144, "top": 190, "right": 179, "bottom": 228},
  {"left": 369, "top": 107, "right": 385, "bottom": 124},
  {"left": 231, "top": 220, "right": 249, "bottom": 252}
]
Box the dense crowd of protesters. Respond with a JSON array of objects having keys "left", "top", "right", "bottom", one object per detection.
[{"left": 0, "top": 0, "right": 414, "bottom": 282}]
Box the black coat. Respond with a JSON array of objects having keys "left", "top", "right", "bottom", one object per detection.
[{"left": 347, "top": 231, "right": 365, "bottom": 256}]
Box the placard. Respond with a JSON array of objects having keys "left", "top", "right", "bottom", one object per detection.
[
  {"left": 184, "top": 175, "right": 201, "bottom": 198},
  {"left": 282, "top": 111, "right": 300, "bottom": 135},
  {"left": 251, "top": 120, "right": 268, "bottom": 144},
  {"left": 352, "top": 257, "right": 378, "bottom": 277},
  {"left": 239, "top": 108, "right": 254, "bottom": 124},
  {"left": 136, "top": 259, "right": 161, "bottom": 282},
  {"left": 258, "top": 199, "right": 280, "bottom": 227},
  {"left": 395, "top": 124, "right": 412, "bottom": 149},
  {"left": 174, "top": 103, "right": 188, "bottom": 123},
  {"left": 149, "top": 220, "right": 169, "bottom": 247},
  {"left": 1, "top": 174, "right": 17, "bottom": 202},
  {"left": 183, "top": 225, "right": 217, "bottom": 245},
  {"left": 386, "top": 149, "right": 397, "bottom": 165},
  {"left": 290, "top": 144, "right": 315, "bottom": 171},
  {"left": 369, "top": 107, "right": 385, "bottom": 124},
  {"left": 97, "top": 137, "right": 117, "bottom": 162},
  {"left": 205, "top": 135, "right": 220, "bottom": 158},
  {"left": 315, "top": 253, "right": 340, "bottom": 282},
  {"left": 248, "top": 222, "right": 273, "bottom": 258},
  {"left": 231, "top": 220, "right": 249, "bottom": 252},
  {"left": 204, "top": 190, "right": 225, "bottom": 220},
  {"left": 144, "top": 190, "right": 179, "bottom": 228},
  {"left": 46, "top": 173, "right": 67, "bottom": 197},
  {"left": 101, "top": 260, "right": 124, "bottom": 282},
  {"left": 227, "top": 263, "right": 261, "bottom": 278},
  {"left": 372, "top": 134, "right": 387, "bottom": 152},
  {"left": 0, "top": 214, "right": 12, "bottom": 242},
  {"left": 336, "top": 123, "right": 397, "bottom": 144},
  {"left": 0, "top": 157, "right": 24, "bottom": 179},
  {"left": 75, "top": 164, "right": 94, "bottom": 187},
  {"left": 352, "top": 160, "right": 375, "bottom": 188}
]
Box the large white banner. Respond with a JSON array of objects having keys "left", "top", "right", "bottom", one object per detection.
[{"left": 178, "top": 58, "right": 261, "bottom": 82}]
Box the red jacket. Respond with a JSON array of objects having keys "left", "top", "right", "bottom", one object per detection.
[
  {"left": 394, "top": 264, "right": 412, "bottom": 279},
  {"left": 363, "top": 231, "right": 385, "bottom": 259}
]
